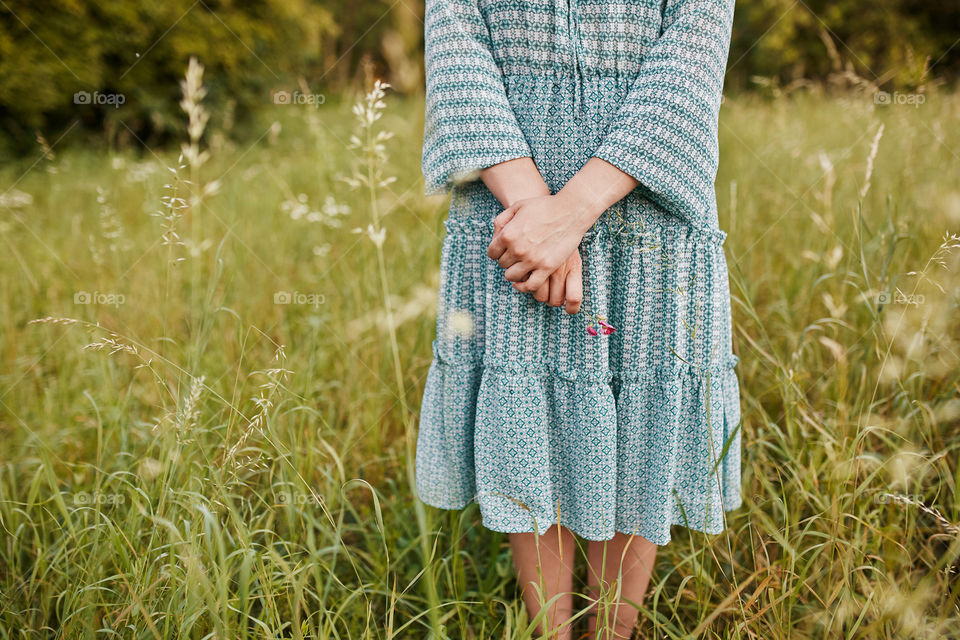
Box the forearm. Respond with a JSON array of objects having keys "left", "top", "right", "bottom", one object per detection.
[
  {"left": 481, "top": 157, "right": 551, "bottom": 208},
  {"left": 555, "top": 156, "right": 640, "bottom": 236}
]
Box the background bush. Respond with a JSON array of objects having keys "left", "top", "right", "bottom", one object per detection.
[{"left": 0, "top": 1, "right": 957, "bottom": 151}]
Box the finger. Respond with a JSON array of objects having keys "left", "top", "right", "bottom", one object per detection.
[
  {"left": 548, "top": 266, "right": 566, "bottom": 307},
  {"left": 503, "top": 260, "right": 533, "bottom": 283},
  {"left": 488, "top": 205, "right": 519, "bottom": 259},
  {"left": 532, "top": 279, "right": 550, "bottom": 303},
  {"left": 493, "top": 204, "right": 518, "bottom": 236},
  {"left": 497, "top": 247, "right": 521, "bottom": 270},
  {"left": 487, "top": 233, "right": 507, "bottom": 261},
  {"left": 511, "top": 270, "right": 530, "bottom": 292},
  {"left": 564, "top": 260, "right": 583, "bottom": 315},
  {"left": 516, "top": 268, "right": 551, "bottom": 294}
]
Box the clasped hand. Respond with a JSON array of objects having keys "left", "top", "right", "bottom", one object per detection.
[{"left": 486, "top": 193, "right": 590, "bottom": 315}]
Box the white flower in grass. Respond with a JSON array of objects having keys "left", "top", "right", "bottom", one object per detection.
[
  {"left": 126, "top": 160, "right": 159, "bottom": 184},
  {"left": 184, "top": 237, "right": 213, "bottom": 257},
  {"left": 323, "top": 195, "right": 351, "bottom": 217},
  {"left": 282, "top": 193, "right": 310, "bottom": 220},
  {"left": 283, "top": 193, "right": 351, "bottom": 227},
  {"left": 359, "top": 224, "right": 386, "bottom": 248},
  {"left": 351, "top": 224, "right": 386, "bottom": 247}
]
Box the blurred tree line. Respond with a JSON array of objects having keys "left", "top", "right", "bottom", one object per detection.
[{"left": 0, "top": 0, "right": 956, "bottom": 154}]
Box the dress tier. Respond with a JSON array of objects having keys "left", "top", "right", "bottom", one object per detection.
[{"left": 415, "top": 0, "right": 743, "bottom": 544}]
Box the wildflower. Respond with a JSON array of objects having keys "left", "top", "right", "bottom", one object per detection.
[
  {"left": 583, "top": 311, "right": 615, "bottom": 336},
  {"left": 282, "top": 193, "right": 310, "bottom": 220},
  {"left": 352, "top": 223, "right": 386, "bottom": 247}
]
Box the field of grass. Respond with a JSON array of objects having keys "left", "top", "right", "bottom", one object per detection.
[{"left": 1, "top": 64, "right": 959, "bottom": 638}]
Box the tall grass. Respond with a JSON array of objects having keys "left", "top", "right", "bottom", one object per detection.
[{"left": 0, "top": 60, "right": 958, "bottom": 638}]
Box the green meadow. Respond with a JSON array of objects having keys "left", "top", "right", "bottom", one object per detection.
[{"left": 1, "top": 66, "right": 959, "bottom": 638}]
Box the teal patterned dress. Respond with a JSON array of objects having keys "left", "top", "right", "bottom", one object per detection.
[{"left": 414, "top": 0, "right": 743, "bottom": 545}]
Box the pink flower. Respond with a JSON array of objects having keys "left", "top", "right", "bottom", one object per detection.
[{"left": 583, "top": 311, "right": 616, "bottom": 337}]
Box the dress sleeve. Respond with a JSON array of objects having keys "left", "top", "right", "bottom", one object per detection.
[
  {"left": 591, "top": 0, "right": 736, "bottom": 226},
  {"left": 421, "top": 0, "right": 533, "bottom": 196}
]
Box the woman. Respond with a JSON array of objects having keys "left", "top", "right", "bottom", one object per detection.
[{"left": 414, "top": 0, "right": 743, "bottom": 637}]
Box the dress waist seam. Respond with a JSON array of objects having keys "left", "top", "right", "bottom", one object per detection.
[
  {"left": 500, "top": 68, "right": 637, "bottom": 83},
  {"left": 443, "top": 214, "right": 728, "bottom": 248}
]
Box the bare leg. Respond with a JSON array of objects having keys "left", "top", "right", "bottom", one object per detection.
[
  {"left": 509, "top": 524, "right": 577, "bottom": 640},
  {"left": 583, "top": 532, "right": 658, "bottom": 640}
]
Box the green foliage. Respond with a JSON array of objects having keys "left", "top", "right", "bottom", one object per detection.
[
  {"left": 0, "top": 57, "right": 959, "bottom": 636},
  {"left": 726, "top": 0, "right": 960, "bottom": 91},
  {"left": 0, "top": 0, "right": 339, "bottom": 152},
  {"left": 0, "top": 0, "right": 958, "bottom": 152}
]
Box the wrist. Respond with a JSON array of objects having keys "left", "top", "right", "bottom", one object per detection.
[
  {"left": 556, "top": 183, "right": 606, "bottom": 234},
  {"left": 480, "top": 157, "right": 551, "bottom": 208},
  {"left": 501, "top": 182, "right": 551, "bottom": 207}
]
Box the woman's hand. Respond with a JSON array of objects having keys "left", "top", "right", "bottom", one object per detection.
[
  {"left": 531, "top": 248, "right": 584, "bottom": 315},
  {"left": 486, "top": 157, "right": 640, "bottom": 299},
  {"left": 492, "top": 204, "right": 584, "bottom": 314},
  {"left": 486, "top": 192, "right": 594, "bottom": 294}
]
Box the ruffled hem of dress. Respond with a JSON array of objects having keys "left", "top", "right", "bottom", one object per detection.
[{"left": 414, "top": 340, "right": 744, "bottom": 546}]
